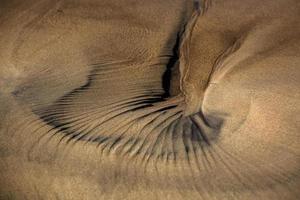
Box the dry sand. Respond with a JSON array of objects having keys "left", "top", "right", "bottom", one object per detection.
[{"left": 0, "top": 0, "right": 299, "bottom": 199}]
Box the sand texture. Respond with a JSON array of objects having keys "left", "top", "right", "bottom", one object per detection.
[{"left": 0, "top": 0, "right": 300, "bottom": 199}]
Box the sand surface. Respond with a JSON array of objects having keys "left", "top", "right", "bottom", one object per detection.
[{"left": 0, "top": 0, "right": 299, "bottom": 199}]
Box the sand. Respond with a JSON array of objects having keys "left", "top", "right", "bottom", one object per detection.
[{"left": 0, "top": 0, "right": 299, "bottom": 199}]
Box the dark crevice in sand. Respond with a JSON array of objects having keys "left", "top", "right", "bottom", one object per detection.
[
  {"left": 162, "top": 1, "right": 201, "bottom": 99},
  {"left": 161, "top": 33, "right": 181, "bottom": 99}
]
